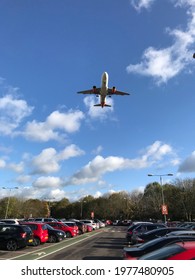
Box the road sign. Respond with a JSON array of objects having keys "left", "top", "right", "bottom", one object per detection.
[
  {"left": 161, "top": 204, "right": 168, "bottom": 215},
  {"left": 91, "top": 211, "right": 94, "bottom": 219}
]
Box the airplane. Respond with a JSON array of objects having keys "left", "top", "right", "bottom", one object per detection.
[{"left": 77, "top": 72, "right": 130, "bottom": 108}]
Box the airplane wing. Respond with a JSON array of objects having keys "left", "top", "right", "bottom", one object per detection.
[
  {"left": 107, "top": 88, "right": 130, "bottom": 96},
  {"left": 77, "top": 88, "right": 101, "bottom": 95}
]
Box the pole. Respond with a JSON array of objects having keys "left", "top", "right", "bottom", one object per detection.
[
  {"left": 148, "top": 173, "right": 173, "bottom": 224},
  {"left": 160, "top": 176, "right": 166, "bottom": 224},
  {"left": 5, "top": 189, "right": 11, "bottom": 219},
  {"left": 80, "top": 201, "right": 83, "bottom": 219},
  {"left": 3, "top": 187, "right": 18, "bottom": 218}
]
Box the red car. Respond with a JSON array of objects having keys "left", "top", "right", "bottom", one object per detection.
[
  {"left": 46, "top": 222, "right": 78, "bottom": 238},
  {"left": 62, "top": 221, "right": 79, "bottom": 235},
  {"left": 139, "top": 241, "right": 195, "bottom": 260},
  {"left": 20, "top": 222, "right": 48, "bottom": 245},
  {"left": 86, "top": 224, "right": 93, "bottom": 232}
]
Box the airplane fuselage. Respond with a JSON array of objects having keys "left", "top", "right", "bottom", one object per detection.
[{"left": 100, "top": 72, "right": 109, "bottom": 106}]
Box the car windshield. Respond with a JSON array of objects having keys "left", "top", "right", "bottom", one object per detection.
[
  {"left": 45, "top": 224, "right": 54, "bottom": 230},
  {"left": 137, "top": 237, "right": 166, "bottom": 249},
  {"left": 139, "top": 244, "right": 185, "bottom": 260},
  {"left": 65, "top": 223, "right": 75, "bottom": 227},
  {"left": 21, "top": 225, "right": 32, "bottom": 233}
]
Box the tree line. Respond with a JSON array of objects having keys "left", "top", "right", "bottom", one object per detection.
[{"left": 0, "top": 178, "right": 195, "bottom": 222}]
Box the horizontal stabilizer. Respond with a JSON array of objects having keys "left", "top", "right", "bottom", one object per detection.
[{"left": 94, "top": 104, "right": 111, "bottom": 107}]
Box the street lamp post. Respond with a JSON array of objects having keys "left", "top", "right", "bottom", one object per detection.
[
  {"left": 80, "top": 200, "right": 86, "bottom": 219},
  {"left": 148, "top": 173, "right": 173, "bottom": 224},
  {"left": 2, "top": 187, "right": 19, "bottom": 219}
]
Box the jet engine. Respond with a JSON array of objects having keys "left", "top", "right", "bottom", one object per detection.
[
  {"left": 93, "top": 86, "right": 96, "bottom": 93},
  {"left": 112, "top": 86, "right": 116, "bottom": 93}
]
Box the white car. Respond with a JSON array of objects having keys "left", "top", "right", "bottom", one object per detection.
[
  {"left": 94, "top": 219, "right": 106, "bottom": 228},
  {"left": 80, "top": 219, "right": 97, "bottom": 230}
]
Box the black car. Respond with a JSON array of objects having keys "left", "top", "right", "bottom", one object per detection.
[
  {"left": 131, "top": 226, "right": 190, "bottom": 244},
  {"left": 124, "top": 235, "right": 195, "bottom": 259},
  {"left": 0, "top": 224, "right": 34, "bottom": 251},
  {"left": 126, "top": 222, "right": 166, "bottom": 242},
  {"left": 44, "top": 224, "right": 66, "bottom": 243}
]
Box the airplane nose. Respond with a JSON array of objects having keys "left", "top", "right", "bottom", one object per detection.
[{"left": 102, "top": 72, "right": 108, "bottom": 79}]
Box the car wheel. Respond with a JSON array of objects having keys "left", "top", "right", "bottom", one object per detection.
[
  {"left": 66, "top": 231, "right": 72, "bottom": 238},
  {"left": 48, "top": 235, "right": 57, "bottom": 243},
  {"left": 78, "top": 229, "right": 82, "bottom": 235},
  {"left": 6, "top": 239, "right": 18, "bottom": 251},
  {"left": 34, "top": 237, "right": 41, "bottom": 246}
]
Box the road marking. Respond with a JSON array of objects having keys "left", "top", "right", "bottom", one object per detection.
[{"left": 33, "top": 252, "right": 46, "bottom": 256}]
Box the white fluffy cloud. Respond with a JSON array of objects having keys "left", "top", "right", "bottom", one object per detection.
[
  {"left": 0, "top": 94, "right": 33, "bottom": 135},
  {"left": 33, "top": 176, "right": 64, "bottom": 189},
  {"left": 130, "top": 0, "right": 155, "bottom": 11},
  {"left": 31, "top": 144, "right": 85, "bottom": 174},
  {"left": 84, "top": 96, "right": 114, "bottom": 119},
  {"left": 67, "top": 141, "right": 177, "bottom": 186},
  {"left": 127, "top": 0, "right": 195, "bottom": 84},
  {"left": 23, "top": 110, "right": 85, "bottom": 142}
]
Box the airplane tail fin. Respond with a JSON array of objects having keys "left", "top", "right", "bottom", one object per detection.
[{"left": 94, "top": 104, "right": 111, "bottom": 108}]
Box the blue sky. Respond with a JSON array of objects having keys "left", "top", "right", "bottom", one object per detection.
[{"left": 0, "top": 0, "right": 195, "bottom": 202}]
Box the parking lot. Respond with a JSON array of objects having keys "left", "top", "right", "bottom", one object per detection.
[{"left": 0, "top": 226, "right": 127, "bottom": 260}]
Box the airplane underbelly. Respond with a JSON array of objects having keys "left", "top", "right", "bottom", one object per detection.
[{"left": 101, "top": 86, "right": 107, "bottom": 95}]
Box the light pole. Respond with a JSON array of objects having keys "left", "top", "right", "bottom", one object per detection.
[
  {"left": 148, "top": 173, "right": 173, "bottom": 223},
  {"left": 2, "top": 187, "right": 19, "bottom": 219},
  {"left": 80, "top": 200, "right": 86, "bottom": 219}
]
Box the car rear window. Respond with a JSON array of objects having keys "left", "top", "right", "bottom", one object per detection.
[
  {"left": 27, "top": 224, "right": 38, "bottom": 230},
  {"left": 21, "top": 225, "right": 32, "bottom": 233},
  {"left": 139, "top": 244, "right": 185, "bottom": 260},
  {"left": 41, "top": 224, "right": 48, "bottom": 230}
]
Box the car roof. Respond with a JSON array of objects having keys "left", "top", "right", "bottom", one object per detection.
[
  {"left": 124, "top": 235, "right": 195, "bottom": 252},
  {"left": 167, "top": 230, "right": 195, "bottom": 235},
  {"left": 21, "top": 221, "right": 44, "bottom": 225},
  {"left": 140, "top": 227, "right": 184, "bottom": 235}
]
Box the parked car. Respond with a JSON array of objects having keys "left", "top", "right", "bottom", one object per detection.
[
  {"left": 126, "top": 222, "right": 166, "bottom": 243},
  {"left": 123, "top": 235, "right": 195, "bottom": 260},
  {"left": 104, "top": 220, "right": 113, "bottom": 225},
  {"left": 46, "top": 222, "right": 78, "bottom": 238},
  {"left": 70, "top": 221, "right": 87, "bottom": 234},
  {"left": 80, "top": 220, "right": 97, "bottom": 230},
  {"left": 62, "top": 221, "right": 79, "bottom": 235},
  {"left": 138, "top": 241, "right": 195, "bottom": 260},
  {"left": 0, "top": 219, "right": 20, "bottom": 224},
  {"left": 112, "top": 220, "right": 120, "bottom": 225},
  {"left": 20, "top": 222, "right": 49, "bottom": 245},
  {"left": 166, "top": 230, "right": 195, "bottom": 237},
  {"left": 131, "top": 227, "right": 188, "bottom": 244},
  {"left": 86, "top": 224, "right": 93, "bottom": 232},
  {"left": 33, "top": 218, "right": 58, "bottom": 222},
  {"left": 94, "top": 219, "right": 106, "bottom": 228},
  {"left": 0, "top": 224, "right": 34, "bottom": 251},
  {"left": 44, "top": 223, "right": 66, "bottom": 243}
]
